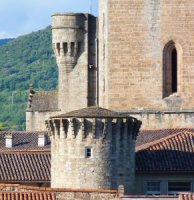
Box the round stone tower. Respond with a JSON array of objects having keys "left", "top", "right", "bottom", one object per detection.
[
  {"left": 52, "top": 13, "right": 97, "bottom": 113},
  {"left": 46, "top": 106, "right": 141, "bottom": 194}
]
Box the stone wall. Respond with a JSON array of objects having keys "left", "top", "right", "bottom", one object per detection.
[
  {"left": 98, "top": 0, "right": 194, "bottom": 113},
  {"left": 98, "top": 0, "right": 108, "bottom": 107},
  {"left": 26, "top": 111, "right": 59, "bottom": 131},
  {"left": 130, "top": 111, "right": 194, "bottom": 130},
  {"left": 56, "top": 190, "right": 117, "bottom": 200}
]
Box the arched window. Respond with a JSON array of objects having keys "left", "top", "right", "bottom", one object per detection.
[
  {"left": 163, "top": 41, "right": 182, "bottom": 98},
  {"left": 171, "top": 48, "right": 177, "bottom": 93}
]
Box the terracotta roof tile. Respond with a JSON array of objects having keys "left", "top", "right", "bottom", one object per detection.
[
  {"left": 0, "top": 192, "right": 55, "bottom": 200},
  {"left": 136, "top": 130, "right": 194, "bottom": 173},
  {"left": 0, "top": 183, "right": 117, "bottom": 194},
  {"left": 136, "top": 128, "right": 194, "bottom": 147},
  {"left": 1, "top": 128, "right": 194, "bottom": 181},
  {"left": 0, "top": 152, "right": 50, "bottom": 182},
  {"left": 179, "top": 193, "right": 194, "bottom": 200}
]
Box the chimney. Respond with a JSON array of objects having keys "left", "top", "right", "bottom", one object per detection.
[
  {"left": 38, "top": 133, "right": 46, "bottom": 147},
  {"left": 5, "top": 134, "right": 13, "bottom": 148}
]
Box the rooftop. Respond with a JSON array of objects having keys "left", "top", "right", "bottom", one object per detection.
[
  {"left": 136, "top": 129, "right": 194, "bottom": 173},
  {"left": 51, "top": 106, "right": 134, "bottom": 119},
  {"left": 136, "top": 128, "right": 194, "bottom": 147},
  {"left": 0, "top": 131, "right": 50, "bottom": 151},
  {"left": 0, "top": 151, "right": 50, "bottom": 182},
  {"left": 0, "top": 191, "right": 55, "bottom": 200},
  {"left": 0, "top": 183, "right": 117, "bottom": 200},
  {"left": 0, "top": 128, "right": 193, "bottom": 182}
]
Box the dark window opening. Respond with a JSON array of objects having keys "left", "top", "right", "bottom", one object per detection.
[
  {"left": 63, "top": 43, "right": 68, "bottom": 55},
  {"left": 85, "top": 147, "right": 92, "bottom": 158},
  {"left": 57, "top": 43, "right": 60, "bottom": 56},
  {"left": 168, "top": 182, "right": 191, "bottom": 195},
  {"left": 163, "top": 41, "right": 181, "bottom": 98},
  {"left": 71, "top": 42, "right": 75, "bottom": 56},
  {"left": 171, "top": 48, "right": 177, "bottom": 93}
]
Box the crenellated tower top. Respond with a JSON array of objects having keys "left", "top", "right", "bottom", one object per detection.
[
  {"left": 46, "top": 106, "right": 141, "bottom": 140},
  {"left": 52, "top": 13, "right": 86, "bottom": 73}
]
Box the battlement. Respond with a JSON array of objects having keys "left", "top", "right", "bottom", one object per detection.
[
  {"left": 52, "top": 13, "right": 86, "bottom": 29},
  {"left": 52, "top": 13, "right": 86, "bottom": 73},
  {"left": 46, "top": 117, "right": 141, "bottom": 141},
  {"left": 52, "top": 41, "right": 82, "bottom": 72}
]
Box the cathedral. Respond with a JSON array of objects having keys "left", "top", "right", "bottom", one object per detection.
[{"left": 15, "top": 0, "right": 194, "bottom": 198}]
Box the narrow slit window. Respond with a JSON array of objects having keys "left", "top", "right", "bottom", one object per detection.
[
  {"left": 57, "top": 43, "right": 60, "bottom": 56},
  {"left": 85, "top": 147, "right": 92, "bottom": 158},
  {"left": 71, "top": 42, "right": 75, "bottom": 56},
  {"left": 63, "top": 43, "right": 68, "bottom": 55}
]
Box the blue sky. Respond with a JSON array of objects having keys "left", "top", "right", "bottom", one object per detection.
[{"left": 0, "top": 0, "right": 98, "bottom": 39}]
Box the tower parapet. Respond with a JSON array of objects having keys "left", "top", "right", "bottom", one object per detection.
[
  {"left": 52, "top": 13, "right": 85, "bottom": 73},
  {"left": 46, "top": 106, "right": 141, "bottom": 194}
]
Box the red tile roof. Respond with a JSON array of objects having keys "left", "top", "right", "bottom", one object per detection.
[
  {"left": 0, "top": 183, "right": 117, "bottom": 194},
  {"left": 0, "top": 192, "right": 55, "bottom": 200},
  {"left": 0, "top": 152, "right": 50, "bottom": 182},
  {"left": 0, "top": 128, "right": 194, "bottom": 182},
  {"left": 136, "top": 130, "right": 194, "bottom": 173},
  {"left": 0, "top": 183, "right": 118, "bottom": 200},
  {"left": 179, "top": 193, "right": 194, "bottom": 200},
  {"left": 136, "top": 128, "right": 194, "bottom": 147}
]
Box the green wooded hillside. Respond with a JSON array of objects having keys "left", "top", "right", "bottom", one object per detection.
[
  {"left": 0, "top": 39, "right": 13, "bottom": 46},
  {"left": 0, "top": 26, "right": 58, "bottom": 130}
]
